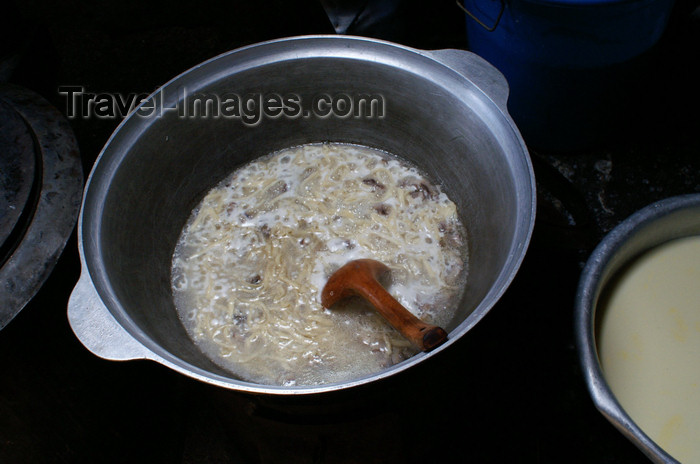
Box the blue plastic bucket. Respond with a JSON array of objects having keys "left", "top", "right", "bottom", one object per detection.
[{"left": 462, "top": 0, "right": 676, "bottom": 151}]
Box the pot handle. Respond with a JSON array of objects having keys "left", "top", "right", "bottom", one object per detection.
[
  {"left": 424, "top": 48, "right": 510, "bottom": 115},
  {"left": 68, "top": 270, "right": 154, "bottom": 361}
]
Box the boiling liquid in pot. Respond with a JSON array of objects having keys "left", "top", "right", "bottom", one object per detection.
[{"left": 171, "top": 143, "right": 468, "bottom": 386}]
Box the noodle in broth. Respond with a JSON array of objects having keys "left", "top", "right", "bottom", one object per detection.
[{"left": 171, "top": 143, "right": 467, "bottom": 386}]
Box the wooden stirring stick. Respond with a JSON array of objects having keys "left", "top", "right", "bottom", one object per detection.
[{"left": 321, "top": 259, "right": 448, "bottom": 352}]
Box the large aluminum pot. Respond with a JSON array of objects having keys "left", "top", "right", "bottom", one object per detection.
[{"left": 68, "top": 35, "right": 536, "bottom": 394}]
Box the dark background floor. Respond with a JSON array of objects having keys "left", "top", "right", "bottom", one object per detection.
[{"left": 1, "top": 0, "right": 699, "bottom": 462}]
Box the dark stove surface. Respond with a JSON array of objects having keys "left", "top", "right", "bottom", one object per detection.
[{"left": 1, "top": 1, "right": 699, "bottom": 463}]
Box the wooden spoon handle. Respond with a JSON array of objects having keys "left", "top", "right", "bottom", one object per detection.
[{"left": 352, "top": 271, "right": 448, "bottom": 352}]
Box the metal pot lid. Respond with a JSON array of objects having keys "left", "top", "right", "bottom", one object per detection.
[{"left": 0, "top": 83, "right": 83, "bottom": 329}]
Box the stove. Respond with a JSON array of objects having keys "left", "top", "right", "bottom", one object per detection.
[{"left": 0, "top": 84, "right": 82, "bottom": 329}]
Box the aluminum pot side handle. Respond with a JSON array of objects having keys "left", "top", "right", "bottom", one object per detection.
[
  {"left": 424, "top": 49, "right": 510, "bottom": 114},
  {"left": 68, "top": 271, "right": 153, "bottom": 361}
]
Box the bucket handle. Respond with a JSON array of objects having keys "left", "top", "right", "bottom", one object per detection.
[{"left": 456, "top": 0, "right": 505, "bottom": 32}]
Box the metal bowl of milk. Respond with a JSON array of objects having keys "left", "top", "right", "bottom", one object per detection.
[{"left": 576, "top": 193, "right": 700, "bottom": 464}]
